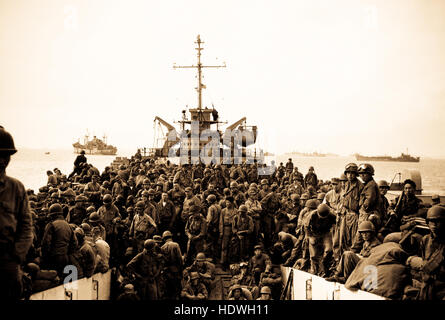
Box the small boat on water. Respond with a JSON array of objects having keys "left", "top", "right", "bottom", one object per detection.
[{"left": 44, "top": 152, "right": 50, "bottom": 155}]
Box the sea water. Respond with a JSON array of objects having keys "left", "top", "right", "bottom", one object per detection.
[{"left": 6, "top": 149, "right": 445, "bottom": 196}]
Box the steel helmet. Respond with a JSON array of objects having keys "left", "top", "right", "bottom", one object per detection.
[
  {"left": 144, "top": 239, "right": 156, "bottom": 251},
  {"left": 89, "top": 212, "right": 101, "bottom": 223},
  {"left": 26, "top": 262, "right": 40, "bottom": 275},
  {"left": 49, "top": 203, "right": 63, "bottom": 216},
  {"left": 153, "top": 235, "right": 162, "bottom": 243},
  {"left": 0, "top": 127, "right": 17, "bottom": 155},
  {"left": 103, "top": 194, "right": 112, "bottom": 203},
  {"left": 238, "top": 205, "right": 248, "bottom": 213},
  {"left": 358, "top": 221, "right": 375, "bottom": 233},
  {"left": 196, "top": 252, "right": 206, "bottom": 262},
  {"left": 317, "top": 193, "right": 326, "bottom": 201},
  {"left": 230, "top": 181, "right": 238, "bottom": 188},
  {"left": 74, "top": 227, "right": 85, "bottom": 241},
  {"left": 427, "top": 205, "right": 445, "bottom": 221},
  {"left": 317, "top": 203, "right": 330, "bottom": 217},
  {"left": 378, "top": 180, "right": 390, "bottom": 189},
  {"left": 190, "top": 272, "right": 200, "bottom": 280},
  {"left": 290, "top": 194, "right": 300, "bottom": 202},
  {"left": 344, "top": 163, "right": 358, "bottom": 174},
  {"left": 431, "top": 194, "right": 440, "bottom": 202},
  {"left": 136, "top": 201, "right": 145, "bottom": 209},
  {"left": 81, "top": 223, "right": 91, "bottom": 233},
  {"left": 305, "top": 199, "right": 318, "bottom": 210},
  {"left": 239, "top": 262, "right": 248, "bottom": 268},
  {"left": 260, "top": 179, "right": 268, "bottom": 185},
  {"left": 207, "top": 194, "right": 217, "bottom": 203},
  {"left": 358, "top": 163, "right": 375, "bottom": 175},
  {"left": 86, "top": 206, "right": 96, "bottom": 214},
  {"left": 141, "top": 190, "right": 150, "bottom": 197},
  {"left": 75, "top": 195, "right": 87, "bottom": 202},
  {"left": 231, "top": 284, "right": 242, "bottom": 291},
  {"left": 162, "top": 230, "right": 172, "bottom": 239},
  {"left": 143, "top": 178, "right": 150, "bottom": 185},
  {"left": 125, "top": 247, "right": 134, "bottom": 256},
  {"left": 80, "top": 150, "right": 85, "bottom": 155},
  {"left": 300, "top": 193, "right": 310, "bottom": 200},
  {"left": 260, "top": 286, "right": 272, "bottom": 295}
]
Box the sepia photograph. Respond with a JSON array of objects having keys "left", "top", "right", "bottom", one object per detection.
[{"left": 1, "top": 0, "right": 444, "bottom": 312}]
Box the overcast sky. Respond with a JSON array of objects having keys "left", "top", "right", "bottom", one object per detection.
[{"left": 1, "top": 0, "right": 445, "bottom": 157}]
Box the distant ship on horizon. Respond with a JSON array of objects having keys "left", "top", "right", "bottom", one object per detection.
[
  {"left": 286, "top": 151, "right": 338, "bottom": 157},
  {"left": 354, "top": 152, "right": 420, "bottom": 163},
  {"left": 73, "top": 133, "right": 117, "bottom": 155}
]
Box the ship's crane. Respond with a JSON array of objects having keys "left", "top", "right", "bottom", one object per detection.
[{"left": 153, "top": 116, "right": 180, "bottom": 157}]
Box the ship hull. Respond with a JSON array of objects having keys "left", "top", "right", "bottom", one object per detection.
[
  {"left": 74, "top": 148, "right": 117, "bottom": 156},
  {"left": 355, "top": 155, "right": 419, "bottom": 163}
]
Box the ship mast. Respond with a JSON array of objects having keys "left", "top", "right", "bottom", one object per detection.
[{"left": 173, "top": 35, "right": 226, "bottom": 111}]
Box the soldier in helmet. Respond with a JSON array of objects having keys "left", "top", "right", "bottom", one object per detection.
[
  {"left": 351, "top": 163, "right": 382, "bottom": 251},
  {"left": 205, "top": 194, "right": 221, "bottom": 260},
  {"left": 41, "top": 204, "right": 78, "bottom": 277},
  {"left": 97, "top": 194, "right": 121, "bottom": 240},
  {"left": 0, "top": 127, "right": 33, "bottom": 299},
  {"left": 129, "top": 201, "right": 157, "bottom": 253},
  {"left": 230, "top": 181, "right": 246, "bottom": 208},
  {"left": 180, "top": 271, "right": 208, "bottom": 300},
  {"left": 304, "top": 166, "right": 318, "bottom": 190},
  {"left": 405, "top": 205, "right": 445, "bottom": 300},
  {"left": 173, "top": 165, "right": 193, "bottom": 189},
  {"left": 260, "top": 183, "right": 281, "bottom": 248},
  {"left": 231, "top": 261, "right": 258, "bottom": 298},
  {"left": 156, "top": 192, "right": 176, "bottom": 235},
  {"left": 245, "top": 187, "right": 263, "bottom": 249},
  {"left": 228, "top": 284, "right": 250, "bottom": 300},
  {"left": 219, "top": 196, "right": 237, "bottom": 269},
  {"left": 232, "top": 205, "right": 254, "bottom": 261},
  {"left": 84, "top": 174, "right": 101, "bottom": 209},
  {"left": 387, "top": 179, "right": 424, "bottom": 234},
  {"left": 249, "top": 245, "right": 272, "bottom": 285},
  {"left": 285, "top": 158, "right": 294, "bottom": 173},
  {"left": 68, "top": 150, "right": 87, "bottom": 180},
  {"left": 326, "top": 178, "right": 343, "bottom": 263},
  {"left": 431, "top": 194, "right": 441, "bottom": 206},
  {"left": 73, "top": 227, "right": 96, "bottom": 278},
  {"left": 257, "top": 286, "right": 273, "bottom": 300},
  {"left": 377, "top": 180, "right": 391, "bottom": 224},
  {"left": 126, "top": 239, "right": 163, "bottom": 300},
  {"left": 184, "top": 252, "right": 215, "bottom": 292},
  {"left": 181, "top": 187, "right": 202, "bottom": 222},
  {"left": 327, "top": 220, "right": 381, "bottom": 283},
  {"left": 184, "top": 204, "right": 207, "bottom": 266},
  {"left": 143, "top": 189, "right": 159, "bottom": 226},
  {"left": 306, "top": 203, "right": 336, "bottom": 276},
  {"left": 160, "top": 230, "right": 183, "bottom": 299},
  {"left": 258, "top": 179, "right": 269, "bottom": 200},
  {"left": 338, "top": 163, "right": 364, "bottom": 255}
]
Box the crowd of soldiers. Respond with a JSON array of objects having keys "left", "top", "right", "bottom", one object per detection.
[{"left": 1, "top": 126, "right": 444, "bottom": 301}]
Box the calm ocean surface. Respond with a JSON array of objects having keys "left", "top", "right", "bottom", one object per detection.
[{"left": 6, "top": 149, "right": 445, "bottom": 196}]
